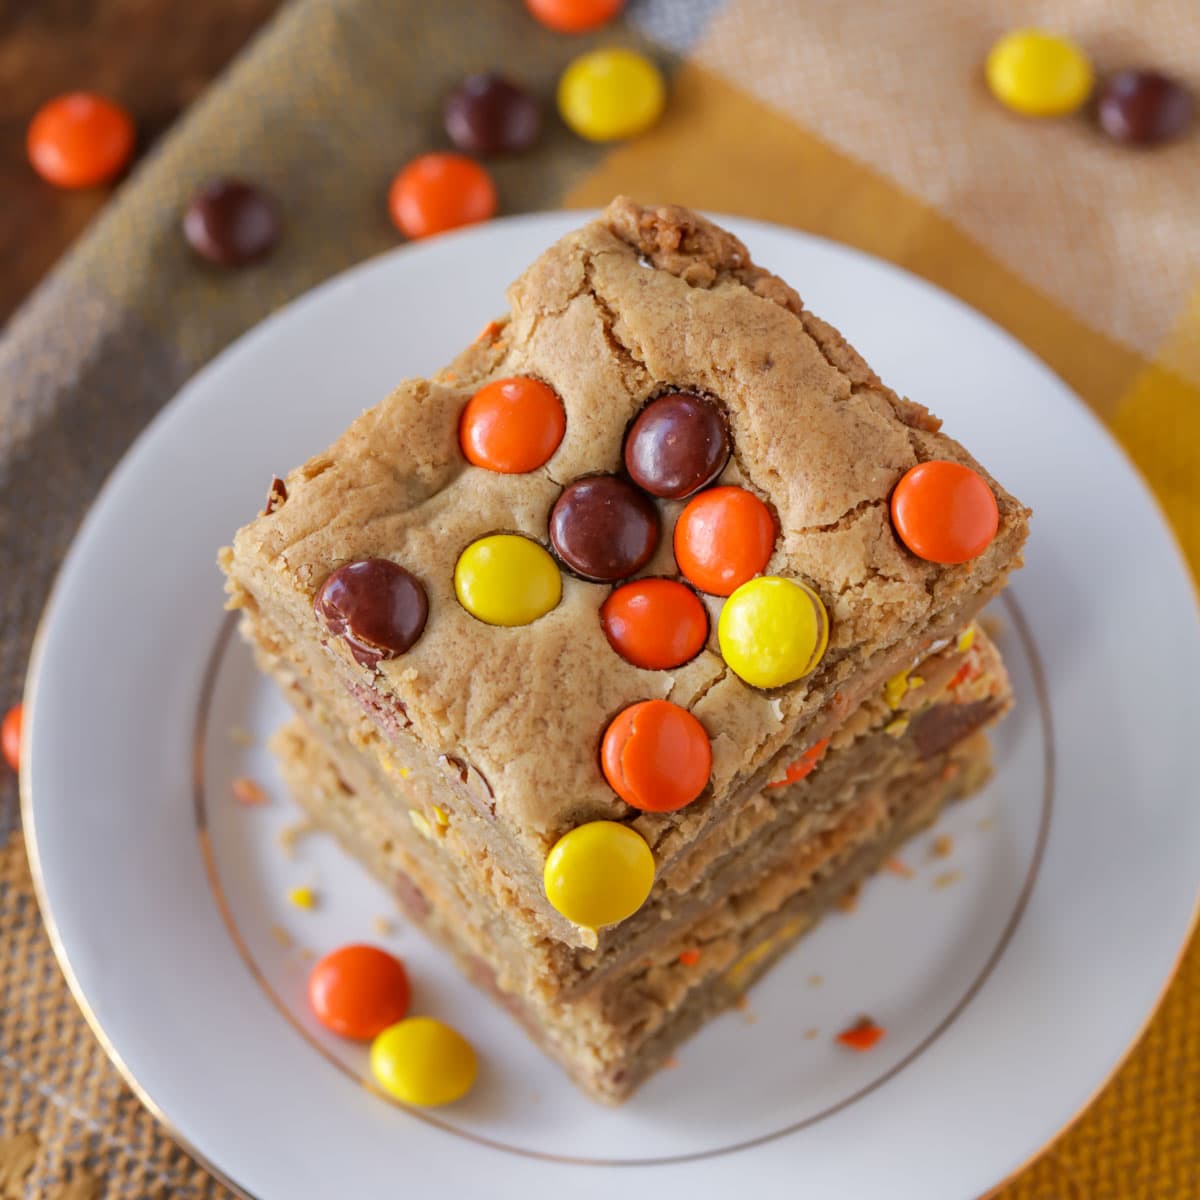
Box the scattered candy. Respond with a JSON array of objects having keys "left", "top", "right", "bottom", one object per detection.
[
  {"left": 601, "top": 699, "right": 711, "bottom": 812},
  {"left": 525, "top": 0, "right": 624, "bottom": 33},
  {"left": 765, "top": 738, "right": 829, "bottom": 789},
  {"left": 600, "top": 577, "right": 708, "bottom": 669},
  {"left": 956, "top": 626, "right": 976, "bottom": 654},
  {"left": 454, "top": 534, "right": 562, "bottom": 625},
  {"left": 459, "top": 376, "right": 565, "bottom": 473},
  {"left": 890, "top": 461, "right": 999, "bottom": 564},
  {"left": 549, "top": 475, "right": 659, "bottom": 581},
  {"left": 718, "top": 576, "right": 828, "bottom": 689},
  {"left": 2, "top": 705, "right": 22, "bottom": 772},
  {"left": 309, "top": 944, "right": 411, "bottom": 1041},
  {"left": 557, "top": 49, "right": 665, "bottom": 142},
  {"left": 883, "top": 715, "right": 910, "bottom": 738},
  {"left": 388, "top": 153, "right": 497, "bottom": 239},
  {"left": 934, "top": 870, "right": 963, "bottom": 890},
  {"left": 1096, "top": 70, "right": 1193, "bottom": 145},
  {"left": 624, "top": 391, "right": 730, "bottom": 499},
  {"left": 678, "top": 948, "right": 701, "bottom": 967},
  {"left": 370, "top": 1016, "right": 477, "bottom": 1106},
  {"left": 26, "top": 92, "right": 134, "bottom": 188},
  {"left": 288, "top": 885, "right": 317, "bottom": 909},
  {"left": 543, "top": 819, "right": 655, "bottom": 927},
  {"left": 932, "top": 833, "right": 955, "bottom": 859},
  {"left": 673, "top": 485, "right": 774, "bottom": 596},
  {"left": 884, "top": 857, "right": 914, "bottom": 879},
  {"left": 444, "top": 73, "right": 543, "bottom": 157},
  {"left": 315, "top": 559, "right": 429, "bottom": 666},
  {"left": 883, "top": 668, "right": 913, "bottom": 710},
  {"left": 231, "top": 776, "right": 267, "bottom": 806},
  {"left": 183, "top": 178, "right": 281, "bottom": 267},
  {"left": 985, "top": 29, "right": 1093, "bottom": 118},
  {"left": 836, "top": 1017, "right": 886, "bottom": 1051}
]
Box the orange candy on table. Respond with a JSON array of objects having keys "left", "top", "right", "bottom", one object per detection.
[
  {"left": 27, "top": 92, "right": 135, "bottom": 189},
  {"left": 2, "top": 705, "right": 23, "bottom": 772},
  {"left": 601, "top": 699, "right": 711, "bottom": 812},
  {"left": 525, "top": 0, "right": 624, "bottom": 33},
  {"left": 673, "top": 485, "right": 775, "bottom": 596},
  {"left": 890, "top": 460, "right": 999, "bottom": 565},
  {"left": 600, "top": 578, "right": 708, "bottom": 670},
  {"left": 388, "top": 153, "right": 497, "bottom": 240},
  {"left": 459, "top": 377, "right": 566, "bottom": 473},
  {"left": 307, "top": 944, "right": 411, "bottom": 1041}
]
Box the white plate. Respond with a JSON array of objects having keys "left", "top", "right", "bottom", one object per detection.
[{"left": 23, "top": 213, "right": 1200, "bottom": 1200}]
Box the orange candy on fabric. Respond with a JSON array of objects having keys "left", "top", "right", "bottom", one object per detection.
[
  {"left": 890, "top": 460, "right": 999, "bottom": 564},
  {"left": 600, "top": 578, "right": 708, "bottom": 670},
  {"left": 308, "top": 944, "right": 411, "bottom": 1041},
  {"left": 388, "top": 153, "right": 497, "bottom": 239},
  {"left": 459, "top": 377, "right": 566, "bottom": 473},
  {"left": 27, "top": 92, "right": 135, "bottom": 189},
  {"left": 2, "top": 705, "right": 23, "bottom": 772},
  {"left": 601, "top": 699, "right": 711, "bottom": 812},
  {"left": 525, "top": 0, "right": 624, "bottom": 33},
  {"left": 673, "top": 485, "right": 775, "bottom": 596}
]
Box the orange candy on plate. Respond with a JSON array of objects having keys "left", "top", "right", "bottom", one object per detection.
[
  {"left": 673, "top": 485, "right": 775, "bottom": 596},
  {"left": 308, "top": 944, "right": 411, "bottom": 1041},
  {"left": 459, "top": 377, "right": 566, "bottom": 473},
  {"left": 2, "top": 705, "right": 23, "bottom": 772},
  {"left": 27, "top": 92, "right": 135, "bottom": 189},
  {"left": 601, "top": 699, "right": 711, "bottom": 812},
  {"left": 388, "top": 153, "right": 497, "bottom": 239},
  {"left": 525, "top": 0, "right": 624, "bottom": 33},
  {"left": 890, "top": 460, "right": 999, "bottom": 564},
  {"left": 600, "top": 578, "right": 708, "bottom": 670}
]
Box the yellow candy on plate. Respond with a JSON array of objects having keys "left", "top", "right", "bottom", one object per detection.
[
  {"left": 543, "top": 820, "right": 655, "bottom": 929},
  {"left": 370, "top": 1017, "right": 477, "bottom": 1107},
  {"left": 557, "top": 48, "right": 666, "bottom": 142},
  {"left": 718, "top": 576, "right": 828, "bottom": 689},
  {"left": 454, "top": 534, "right": 562, "bottom": 626},
  {"left": 985, "top": 29, "right": 1093, "bottom": 117}
]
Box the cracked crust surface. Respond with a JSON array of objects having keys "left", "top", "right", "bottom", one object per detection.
[{"left": 225, "top": 198, "right": 1028, "bottom": 861}]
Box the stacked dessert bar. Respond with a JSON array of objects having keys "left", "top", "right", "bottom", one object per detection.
[{"left": 221, "top": 199, "right": 1029, "bottom": 1103}]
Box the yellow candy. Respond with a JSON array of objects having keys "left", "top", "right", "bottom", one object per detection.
[
  {"left": 543, "top": 820, "right": 655, "bottom": 929},
  {"left": 956, "top": 626, "right": 976, "bottom": 654},
  {"left": 717, "top": 576, "right": 828, "bottom": 690},
  {"left": 986, "top": 29, "right": 1093, "bottom": 117},
  {"left": 454, "top": 534, "right": 561, "bottom": 626},
  {"left": 557, "top": 49, "right": 666, "bottom": 142},
  {"left": 370, "top": 1017, "right": 477, "bottom": 1107},
  {"left": 287, "top": 885, "right": 316, "bottom": 910}
]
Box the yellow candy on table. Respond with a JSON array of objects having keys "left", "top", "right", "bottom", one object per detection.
[
  {"left": 718, "top": 576, "right": 829, "bottom": 690},
  {"left": 454, "top": 534, "right": 562, "bottom": 626},
  {"left": 985, "top": 29, "right": 1093, "bottom": 117},
  {"left": 557, "top": 48, "right": 666, "bottom": 142},
  {"left": 370, "top": 1017, "right": 477, "bottom": 1107},
  {"left": 543, "top": 820, "right": 655, "bottom": 929}
]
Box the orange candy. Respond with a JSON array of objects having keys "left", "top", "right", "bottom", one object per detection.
[
  {"left": 525, "top": 0, "right": 624, "bottom": 33},
  {"left": 765, "top": 737, "right": 829, "bottom": 790},
  {"left": 459, "top": 377, "right": 565, "bottom": 473},
  {"left": 673, "top": 486, "right": 775, "bottom": 596},
  {"left": 2, "top": 705, "right": 23, "bottom": 772},
  {"left": 601, "top": 699, "right": 711, "bottom": 812},
  {"left": 388, "top": 153, "right": 497, "bottom": 240},
  {"left": 308, "top": 944, "right": 410, "bottom": 1041},
  {"left": 27, "top": 92, "right": 135, "bottom": 189},
  {"left": 890, "top": 460, "right": 999, "bottom": 564},
  {"left": 600, "top": 578, "right": 708, "bottom": 670}
]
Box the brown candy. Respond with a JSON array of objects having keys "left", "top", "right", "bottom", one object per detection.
[
  {"left": 183, "top": 178, "right": 281, "bottom": 267},
  {"left": 549, "top": 475, "right": 659, "bottom": 582},
  {"left": 624, "top": 391, "right": 730, "bottom": 499},
  {"left": 315, "top": 558, "right": 428, "bottom": 667},
  {"left": 443, "top": 74, "right": 543, "bottom": 157},
  {"left": 1097, "top": 70, "right": 1193, "bottom": 145}
]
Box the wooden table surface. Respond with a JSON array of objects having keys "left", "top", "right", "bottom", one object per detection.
[{"left": 0, "top": 0, "right": 284, "bottom": 328}]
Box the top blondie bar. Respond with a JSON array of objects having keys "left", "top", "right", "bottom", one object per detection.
[{"left": 224, "top": 198, "right": 1028, "bottom": 936}]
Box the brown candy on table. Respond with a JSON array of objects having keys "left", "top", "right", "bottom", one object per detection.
[
  {"left": 549, "top": 475, "right": 659, "bottom": 582},
  {"left": 183, "top": 178, "right": 281, "bottom": 267},
  {"left": 314, "top": 558, "right": 428, "bottom": 667},
  {"left": 443, "top": 74, "right": 543, "bottom": 157},
  {"left": 624, "top": 391, "right": 730, "bottom": 499},
  {"left": 1096, "top": 70, "right": 1193, "bottom": 145}
]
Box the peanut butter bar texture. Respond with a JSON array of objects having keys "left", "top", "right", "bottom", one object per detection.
[{"left": 221, "top": 198, "right": 1029, "bottom": 1101}]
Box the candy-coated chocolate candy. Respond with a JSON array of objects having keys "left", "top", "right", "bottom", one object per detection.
[
  {"left": 525, "top": 0, "right": 624, "bottom": 33},
  {"left": 2, "top": 705, "right": 22, "bottom": 772},
  {"left": 27, "top": 92, "right": 135, "bottom": 188},
  {"left": 557, "top": 49, "right": 665, "bottom": 142},
  {"left": 624, "top": 391, "right": 730, "bottom": 499},
  {"left": 549, "top": 475, "right": 659, "bottom": 581},
  {"left": 455, "top": 534, "right": 562, "bottom": 625},
  {"left": 459, "top": 376, "right": 565, "bottom": 473},
  {"left": 985, "top": 29, "right": 1093, "bottom": 117},
  {"left": 388, "top": 153, "right": 497, "bottom": 239},
  {"left": 1097, "top": 70, "right": 1193, "bottom": 145},
  {"left": 444, "top": 74, "right": 543, "bottom": 156},
  {"left": 718, "top": 576, "right": 828, "bottom": 689},
  {"left": 543, "top": 820, "right": 655, "bottom": 927},
  {"left": 315, "top": 559, "right": 428, "bottom": 667},
  {"left": 183, "top": 179, "right": 281, "bottom": 267},
  {"left": 890, "top": 460, "right": 999, "bottom": 564},
  {"left": 601, "top": 699, "right": 711, "bottom": 811},
  {"left": 600, "top": 578, "right": 708, "bottom": 669},
  {"left": 308, "top": 944, "right": 410, "bottom": 1040},
  {"left": 370, "top": 1017, "right": 477, "bottom": 1106},
  {"left": 673, "top": 485, "right": 774, "bottom": 596}
]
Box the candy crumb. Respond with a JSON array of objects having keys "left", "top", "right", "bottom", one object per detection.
[
  {"left": 884, "top": 715, "right": 910, "bottom": 738},
  {"left": 277, "top": 819, "right": 315, "bottom": 857},
  {"left": 231, "top": 776, "right": 267, "bottom": 806},
  {"left": 884, "top": 857, "right": 914, "bottom": 879},
  {"left": 934, "top": 870, "right": 963, "bottom": 890},
  {"left": 932, "top": 834, "right": 955, "bottom": 859},
  {"left": 836, "top": 882, "right": 861, "bottom": 913},
  {"left": 808, "top": 974, "right": 823, "bottom": 987},
  {"left": 372, "top": 915, "right": 397, "bottom": 937},
  {"left": 836, "top": 1017, "right": 886, "bottom": 1052},
  {"left": 956, "top": 626, "right": 976, "bottom": 654},
  {"left": 678, "top": 948, "right": 701, "bottom": 966},
  {"left": 228, "top": 726, "right": 253, "bottom": 746},
  {"left": 288, "top": 886, "right": 317, "bottom": 910},
  {"left": 270, "top": 924, "right": 293, "bottom": 949}
]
